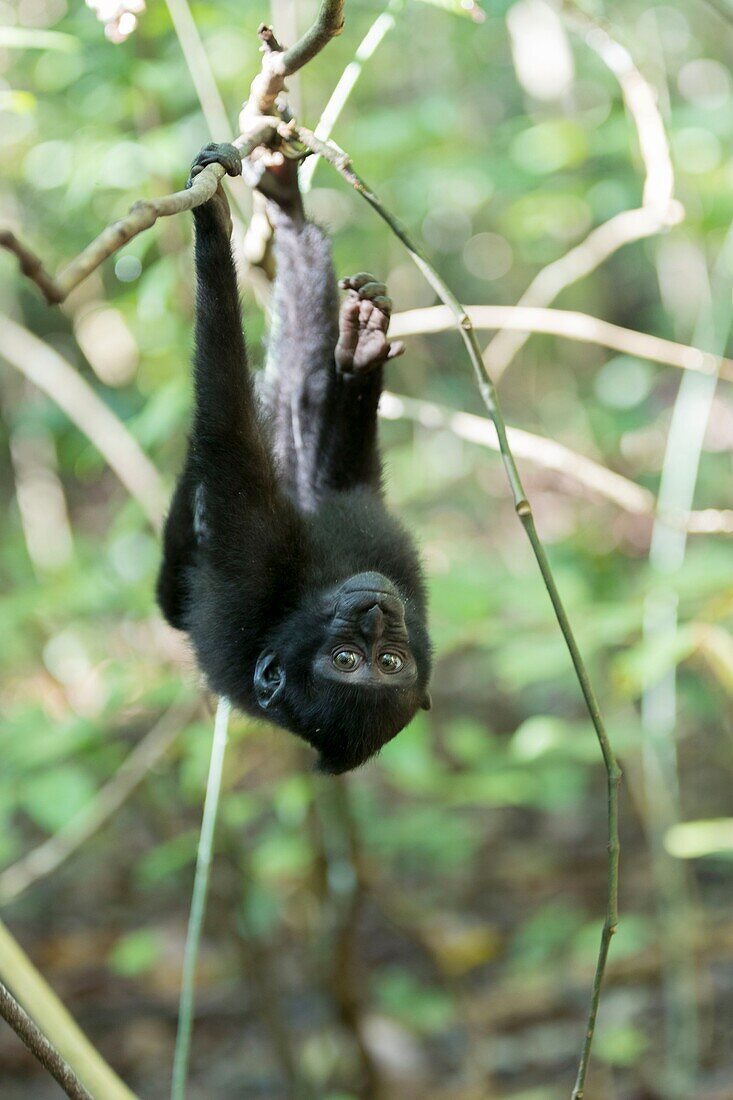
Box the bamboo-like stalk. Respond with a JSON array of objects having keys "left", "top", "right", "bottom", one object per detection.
[
  {"left": 0, "top": 921, "right": 138, "bottom": 1100},
  {"left": 482, "top": 4, "right": 682, "bottom": 384},
  {"left": 171, "top": 698, "right": 232, "bottom": 1100},
  {"left": 640, "top": 227, "right": 733, "bottom": 1097},
  {"left": 292, "top": 125, "right": 622, "bottom": 1097},
  {"left": 379, "top": 390, "right": 733, "bottom": 533}
]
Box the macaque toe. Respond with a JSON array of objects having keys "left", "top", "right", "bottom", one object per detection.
[
  {"left": 339, "top": 273, "right": 376, "bottom": 293},
  {"left": 337, "top": 273, "right": 402, "bottom": 375}
]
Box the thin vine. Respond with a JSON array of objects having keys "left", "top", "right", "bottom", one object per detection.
[{"left": 290, "top": 124, "right": 622, "bottom": 1098}]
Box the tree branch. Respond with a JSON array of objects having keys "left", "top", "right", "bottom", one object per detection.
[
  {"left": 483, "top": 6, "right": 682, "bottom": 386},
  {"left": 390, "top": 304, "right": 733, "bottom": 382},
  {"left": 0, "top": 146, "right": 262, "bottom": 306},
  {"left": 0, "top": 697, "right": 199, "bottom": 905},
  {"left": 237, "top": 2, "right": 345, "bottom": 142},
  {"left": 1, "top": 4, "right": 346, "bottom": 304},
  {"left": 279, "top": 0, "right": 345, "bottom": 75},
  {"left": 0, "top": 980, "right": 93, "bottom": 1100}
]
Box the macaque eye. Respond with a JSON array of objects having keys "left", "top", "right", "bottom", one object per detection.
[
  {"left": 333, "top": 650, "right": 360, "bottom": 671},
  {"left": 379, "top": 652, "right": 404, "bottom": 673}
]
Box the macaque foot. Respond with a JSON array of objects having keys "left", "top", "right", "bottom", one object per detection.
[
  {"left": 245, "top": 145, "right": 306, "bottom": 224},
  {"left": 335, "top": 274, "right": 405, "bottom": 375},
  {"left": 188, "top": 142, "right": 242, "bottom": 232}
]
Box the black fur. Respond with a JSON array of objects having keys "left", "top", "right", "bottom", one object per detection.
[{"left": 157, "top": 144, "right": 431, "bottom": 773}]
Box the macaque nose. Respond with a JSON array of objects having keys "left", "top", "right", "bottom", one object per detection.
[{"left": 361, "top": 604, "right": 385, "bottom": 642}]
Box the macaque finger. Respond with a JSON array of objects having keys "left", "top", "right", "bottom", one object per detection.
[{"left": 386, "top": 341, "right": 406, "bottom": 360}]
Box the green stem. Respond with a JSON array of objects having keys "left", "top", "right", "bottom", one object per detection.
[
  {"left": 171, "top": 697, "right": 231, "bottom": 1100},
  {"left": 294, "top": 125, "right": 622, "bottom": 1098}
]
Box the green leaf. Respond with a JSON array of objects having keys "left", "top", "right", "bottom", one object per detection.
[
  {"left": 108, "top": 929, "right": 162, "bottom": 977},
  {"left": 596, "top": 1023, "right": 648, "bottom": 1067},
  {"left": 251, "top": 833, "right": 312, "bottom": 881},
  {"left": 135, "top": 832, "right": 198, "bottom": 886},
  {"left": 374, "top": 969, "right": 455, "bottom": 1032},
  {"left": 21, "top": 767, "right": 95, "bottom": 832}
]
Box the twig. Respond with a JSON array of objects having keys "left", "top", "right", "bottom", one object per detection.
[
  {"left": 0, "top": 979, "right": 93, "bottom": 1100},
  {"left": 569, "top": 7, "right": 674, "bottom": 211},
  {"left": 300, "top": 0, "right": 400, "bottom": 192},
  {"left": 236, "top": 5, "right": 347, "bottom": 269},
  {"left": 389, "top": 304, "right": 733, "bottom": 382},
  {"left": 292, "top": 124, "right": 621, "bottom": 1097},
  {"left": 0, "top": 315, "right": 166, "bottom": 531},
  {"left": 237, "top": 1, "right": 345, "bottom": 143},
  {"left": 483, "top": 6, "right": 682, "bottom": 384},
  {"left": 0, "top": 920, "right": 138, "bottom": 1100},
  {"left": 6, "top": 420, "right": 74, "bottom": 575},
  {"left": 0, "top": 697, "right": 199, "bottom": 905},
  {"left": 171, "top": 698, "right": 231, "bottom": 1100},
  {"left": 379, "top": 391, "right": 733, "bottom": 533}
]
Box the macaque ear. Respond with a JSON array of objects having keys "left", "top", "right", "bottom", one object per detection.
[
  {"left": 254, "top": 652, "right": 285, "bottom": 709},
  {"left": 420, "top": 691, "right": 432, "bottom": 712}
]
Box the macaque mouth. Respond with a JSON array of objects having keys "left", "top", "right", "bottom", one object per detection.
[
  {"left": 335, "top": 574, "right": 405, "bottom": 618},
  {"left": 337, "top": 572, "right": 399, "bottom": 598}
]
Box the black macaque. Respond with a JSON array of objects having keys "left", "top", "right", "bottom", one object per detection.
[{"left": 157, "top": 143, "right": 432, "bottom": 773}]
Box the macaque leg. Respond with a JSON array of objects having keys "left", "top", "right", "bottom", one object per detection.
[{"left": 259, "top": 159, "right": 404, "bottom": 506}]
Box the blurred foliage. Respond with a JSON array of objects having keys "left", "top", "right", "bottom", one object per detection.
[{"left": 0, "top": 0, "right": 732, "bottom": 1097}]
